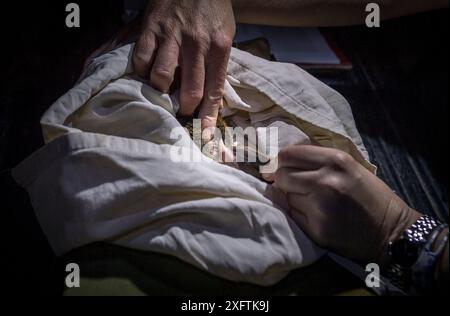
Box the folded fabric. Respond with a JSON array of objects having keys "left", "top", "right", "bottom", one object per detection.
[{"left": 13, "top": 44, "right": 375, "bottom": 286}]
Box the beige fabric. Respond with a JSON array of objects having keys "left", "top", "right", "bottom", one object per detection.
[{"left": 13, "top": 44, "right": 374, "bottom": 286}]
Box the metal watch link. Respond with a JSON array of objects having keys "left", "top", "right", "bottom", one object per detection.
[{"left": 386, "top": 215, "right": 441, "bottom": 292}]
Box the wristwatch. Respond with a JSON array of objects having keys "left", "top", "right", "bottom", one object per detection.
[{"left": 386, "top": 215, "right": 441, "bottom": 292}]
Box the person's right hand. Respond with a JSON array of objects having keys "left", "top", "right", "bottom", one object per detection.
[
  {"left": 133, "top": 0, "right": 236, "bottom": 137},
  {"left": 274, "top": 145, "right": 421, "bottom": 264}
]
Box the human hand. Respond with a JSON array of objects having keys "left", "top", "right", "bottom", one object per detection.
[
  {"left": 274, "top": 145, "right": 421, "bottom": 264},
  {"left": 133, "top": 0, "right": 236, "bottom": 134}
]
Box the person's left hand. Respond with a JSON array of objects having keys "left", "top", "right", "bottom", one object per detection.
[
  {"left": 133, "top": 0, "right": 236, "bottom": 135},
  {"left": 274, "top": 145, "right": 420, "bottom": 263}
]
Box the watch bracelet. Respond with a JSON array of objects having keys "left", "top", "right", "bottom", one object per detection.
[{"left": 385, "top": 215, "right": 442, "bottom": 293}]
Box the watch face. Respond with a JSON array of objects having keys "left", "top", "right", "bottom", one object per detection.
[{"left": 391, "top": 238, "right": 420, "bottom": 267}]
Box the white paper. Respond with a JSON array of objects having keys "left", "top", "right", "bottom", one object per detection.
[{"left": 234, "top": 24, "right": 340, "bottom": 65}]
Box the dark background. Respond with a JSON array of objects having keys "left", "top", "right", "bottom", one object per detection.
[{"left": 0, "top": 1, "right": 448, "bottom": 295}]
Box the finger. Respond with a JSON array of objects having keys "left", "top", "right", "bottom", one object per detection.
[
  {"left": 287, "top": 193, "right": 324, "bottom": 242},
  {"left": 286, "top": 193, "right": 311, "bottom": 230},
  {"left": 150, "top": 39, "right": 179, "bottom": 93},
  {"left": 179, "top": 38, "right": 206, "bottom": 116},
  {"left": 287, "top": 195, "right": 328, "bottom": 247},
  {"left": 262, "top": 172, "right": 275, "bottom": 183},
  {"left": 274, "top": 167, "right": 319, "bottom": 194},
  {"left": 260, "top": 156, "right": 279, "bottom": 182},
  {"left": 133, "top": 30, "right": 157, "bottom": 78},
  {"left": 277, "top": 145, "right": 336, "bottom": 170},
  {"left": 199, "top": 38, "right": 231, "bottom": 132}
]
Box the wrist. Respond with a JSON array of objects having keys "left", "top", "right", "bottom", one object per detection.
[{"left": 376, "top": 197, "right": 421, "bottom": 267}]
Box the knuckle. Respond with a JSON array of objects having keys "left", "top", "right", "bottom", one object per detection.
[
  {"left": 182, "top": 90, "right": 203, "bottom": 107},
  {"left": 206, "top": 87, "right": 224, "bottom": 103},
  {"left": 155, "top": 19, "right": 176, "bottom": 36},
  {"left": 329, "top": 151, "right": 352, "bottom": 170},
  {"left": 352, "top": 168, "right": 364, "bottom": 184},
  {"left": 133, "top": 50, "right": 150, "bottom": 65},
  {"left": 201, "top": 116, "right": 218, "bottom": 129},
  {"left": 322, "top": 175, "right": 347, "bottom": 196},
  {"left": 195, "top": 31, "right": 210, "bottom": 44},
  {"left": 211, "top": 33, "right": 233, "bottom": 52},
  {"left": 152, "top": 68, "right": 173, "bottom": 82}
]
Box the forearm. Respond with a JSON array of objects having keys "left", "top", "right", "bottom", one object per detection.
[{"left": 232, "top": 0, "right": 448, "bottom": 27}]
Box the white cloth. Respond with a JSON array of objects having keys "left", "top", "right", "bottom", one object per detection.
[{"left": 13, "top": 44, "right": 375, "bottom": 286}]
